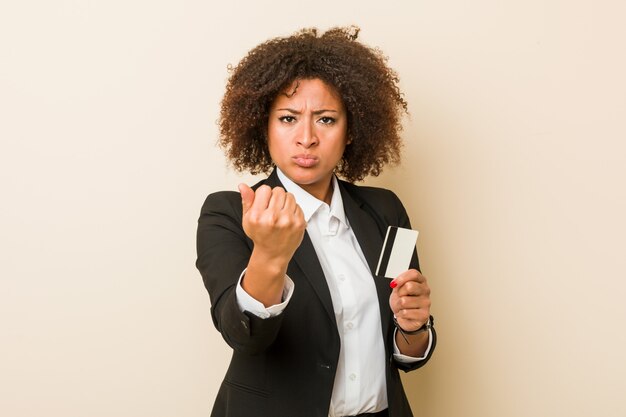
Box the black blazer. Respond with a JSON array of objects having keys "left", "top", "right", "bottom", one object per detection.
[{"left": 196, "top": 170, "right": 436, "bottom": 417}]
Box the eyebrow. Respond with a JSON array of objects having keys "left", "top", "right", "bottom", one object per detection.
[{"left": 275, "top": 108, "right": 340, "bottom": 115}]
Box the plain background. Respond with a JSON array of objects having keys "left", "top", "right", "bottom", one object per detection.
[{"left": 2, "top": 1, "right": 625, "bottom": 416}]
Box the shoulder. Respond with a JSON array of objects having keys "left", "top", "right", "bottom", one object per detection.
[
  {"left": 200, "top": 190, "right": 241, "bottom": 217},
  {"left": 338, "top": 179, "right": 411, "bottom": 228},
  {"left": 339, "top": 179, "right": 404, "bottom": 206},
  {"left": 199, "top": 177, "right": 272, "bottom": 217}
]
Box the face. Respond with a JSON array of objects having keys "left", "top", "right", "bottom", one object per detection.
[{"left": 267, "top": 78, "right": 349, "bottom": 203}]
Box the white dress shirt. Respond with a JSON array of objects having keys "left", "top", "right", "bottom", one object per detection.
[{"left": 236, "top": 169, "right": 432, "bottom": 417}]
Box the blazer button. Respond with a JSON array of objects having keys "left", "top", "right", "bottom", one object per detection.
[{"left": 241, "top": 320, "right": 248, "bottom": 329}]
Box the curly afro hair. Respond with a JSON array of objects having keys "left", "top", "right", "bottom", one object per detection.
[{"left": 218, "top": 26, "right": 408, "bottom": 183}]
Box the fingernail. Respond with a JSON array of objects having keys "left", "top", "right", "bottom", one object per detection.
[{"left": 390, "top": 280, "right": 397, "bottom": 289}]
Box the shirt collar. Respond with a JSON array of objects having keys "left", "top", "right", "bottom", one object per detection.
[{"left": 276, "top": 168, "right": 348, "bottom": 227}]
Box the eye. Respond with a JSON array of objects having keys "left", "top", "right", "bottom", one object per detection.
[
  {"left": 278, "top": 115, "right": 296, "bottom": 123},
  {"left": 318, "top": 116, "right": 335, "bottom": 125}
]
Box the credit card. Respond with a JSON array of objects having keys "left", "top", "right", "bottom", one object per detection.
[{"left": 375, "top": 226, "right": 419, "bottom": 279}]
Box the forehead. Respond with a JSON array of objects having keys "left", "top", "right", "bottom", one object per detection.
[{"left": 271, "top": 78, "right": 344, "bottom": 109}]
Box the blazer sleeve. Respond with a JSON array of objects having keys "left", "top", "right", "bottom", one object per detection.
[
  {"left": 397, "top": 192, "right": 437, "bottom": 373},
  {"left": 364, "top": 188, "right": 438, "bottom": 372},
  {"left": 196, "top": 191, "right": 284, "bottom": 355}
]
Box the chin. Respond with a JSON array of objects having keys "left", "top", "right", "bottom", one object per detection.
[{"left": 291, "top": 176, "right": 319, "bottom": 187}]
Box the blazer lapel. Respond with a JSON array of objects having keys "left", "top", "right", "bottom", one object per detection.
[
  {"left": 339, "top": 185, "right": 383, "bottom": 274},
  {"left": 291, "top": 235, "right": 337, "bottom": 325},
  {"left": 339, "top": 182, "right": 394, "bottom": 342},
  {"left": 263, "top": 170, "right": 337, "bottom": 326}
]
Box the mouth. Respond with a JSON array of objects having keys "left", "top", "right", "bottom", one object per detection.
[{"left": 292, "top": 154, "right": 319, "bottom": 168}]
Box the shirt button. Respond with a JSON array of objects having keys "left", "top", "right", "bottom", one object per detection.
[
  {"left": 349, "top": 373, "right": 357, "bottom": 381},
  {"left": 346, "top": 322, "right": 354, "bottom": 330},
  {"left": 338, "top": 274, "right": 345, "bottom": 282}
]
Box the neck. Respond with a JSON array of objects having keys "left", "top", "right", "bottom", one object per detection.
[{"left": 301, "top": 178, "right": 333, "bottom": 205}]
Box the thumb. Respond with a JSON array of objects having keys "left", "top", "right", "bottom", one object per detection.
[{"left": 238, "top": 183, "right": 254, "bottom": 214}]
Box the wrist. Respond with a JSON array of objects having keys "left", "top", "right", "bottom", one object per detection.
[
  {"left": 394, "top": 315, "right": 434, "bottom": 345},
  {"left": 243, "top": 251, "right": 290, "bottom": 307},
  {"left": 248, "top": 249, "right": 290, "bottom": 275},
  {"left": 251, "top": 246, "right": 292, "bottom": 267}
]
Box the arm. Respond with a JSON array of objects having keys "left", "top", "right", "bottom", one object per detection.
[
  {"left": 195, "top": 185, "right": 304, "bottom": 355},
  {"left": 385, "top": 190, "right": 437, "bottom": 368}
]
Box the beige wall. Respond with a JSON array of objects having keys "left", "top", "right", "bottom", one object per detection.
[{"left": 2, "top": 1, "right": 625, "bottom": 416}]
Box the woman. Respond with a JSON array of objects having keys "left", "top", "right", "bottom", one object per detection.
[{"left": 196, "top": 26, "right": 436, "bottom": 417}]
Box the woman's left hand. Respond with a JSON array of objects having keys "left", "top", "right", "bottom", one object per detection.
[{"left": 389, "top": 269, "right": 431, "bottom": 332}]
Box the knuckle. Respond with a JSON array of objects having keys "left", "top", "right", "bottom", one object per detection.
[
  {"left": 260, "top": 213, "right": 277, "bottom": 226},
  {"left": 277, "top": 217, "right": 292, "bottom": 229}
]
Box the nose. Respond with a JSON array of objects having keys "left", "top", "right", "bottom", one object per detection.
[{"left": 297, "top": 119, "right": 318, "bottom": 149}]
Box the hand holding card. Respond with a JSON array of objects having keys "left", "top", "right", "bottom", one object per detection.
[{"left": 379, "top": 226, "right": 432, "bottom": 352}]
